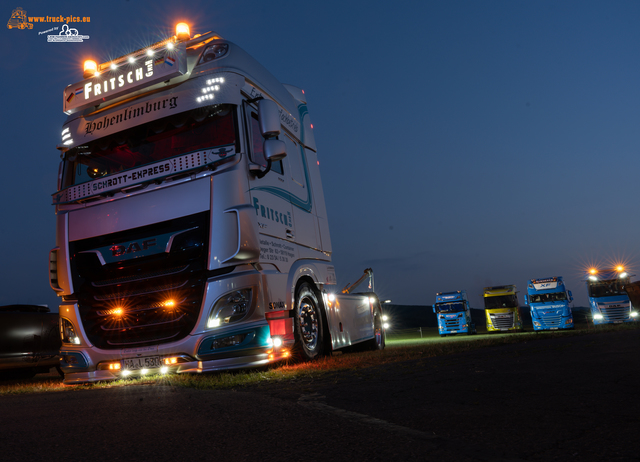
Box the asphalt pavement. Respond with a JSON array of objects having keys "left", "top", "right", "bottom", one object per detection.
[{"left": 0, "top": 327, "right": 638, "bottom": 461}]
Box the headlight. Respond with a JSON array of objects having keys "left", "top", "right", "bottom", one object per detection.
[
  {"left": 60, "top": 318, "right": 81, "bottom": 344},
  {"left": 533, "top": 321, "right": 541, "bottom": 326},
  {"left": 208, "top": 289, "right": 252, "bottom": 328},
  {"left": 631, "top": 311, "right": 639, "bottom": 318},
  {"left": 594, "top": 313, "right": 604, "bottom": 320}
]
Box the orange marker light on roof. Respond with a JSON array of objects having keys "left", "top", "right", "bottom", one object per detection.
[
  {"left": 176, "top": 22, "right": 190, "bottom": 41},
  {"left": 83, "top": 60, "right": 97, "bottom": 79},
  {"left": 616, "top": 265, "right": 624, "bottom": 272},
  {"left": 589, "top": 268, "right": 598, "bottom": 275}
]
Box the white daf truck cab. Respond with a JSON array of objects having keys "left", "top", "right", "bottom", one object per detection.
[{"left": 51, "top": 22, "right": 384, "bottom": 384}]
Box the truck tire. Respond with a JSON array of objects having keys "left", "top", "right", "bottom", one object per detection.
[
  {"left": 294, "top": 282, "right": 326, "bottom": 361},
  {"left": 367, "top": 312, "right": 385, "bottom": 351}
]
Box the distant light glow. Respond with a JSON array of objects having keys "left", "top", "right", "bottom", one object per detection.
[{"left": 328, "top": 293, "right": 335, "bottom": 302}]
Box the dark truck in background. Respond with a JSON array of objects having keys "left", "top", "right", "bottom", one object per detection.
[{"left": 0, "top": 305, "right": 60, "bottom": 378}]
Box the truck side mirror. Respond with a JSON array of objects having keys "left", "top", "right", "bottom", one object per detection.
[
  {"left": 258, "top": 99, "right": 281, "bottom": 137},
  {"left": 432, "top": 305, "right": 436, "bottom": 313},
  {"left": 264, "top": 139, "right": 287, "bottom": 162},
  {"left": 524, "top": 295, "right": 529, "bottom": 305},
  {"left": 568, "top": 290, "right": 573, "bottom": 302}
]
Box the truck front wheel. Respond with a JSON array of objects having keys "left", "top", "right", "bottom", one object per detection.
[{"left": 294, "top": 283, "right": 326, "bottom": 361}]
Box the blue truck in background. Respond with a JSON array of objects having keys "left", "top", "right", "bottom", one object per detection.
[
  {"left": 586, "top": 267, "right": 639, "bottom": 325},
  {"left": 433, "top": 291, "right": 476, "bottom": 336},
  {"left": 524, "top": 277, "right": 574, "bottom": 331}
]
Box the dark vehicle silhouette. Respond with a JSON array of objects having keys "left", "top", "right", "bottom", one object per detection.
[{"left": 0, "top": 305, "right": 60, "bottom": 378}]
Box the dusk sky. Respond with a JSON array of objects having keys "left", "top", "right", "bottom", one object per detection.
[{"left": 2, "top": 0, "right": 640, "bottom": 311}]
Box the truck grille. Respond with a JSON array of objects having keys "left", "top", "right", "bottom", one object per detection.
[
  {"left": 69, "top": 212, "right": 210, "bottom": 349},
  {"left": 490, "top": 312, "right": 514, "bottom": 329},
  {"left": 538, "top": 312, "right": 562, "bottom": 327},
  {"left": 444, "top": 318, "right": 461, "bottom": 329},
  {"left": 600, "top": 304, "right": 631, "bottom": 323}
]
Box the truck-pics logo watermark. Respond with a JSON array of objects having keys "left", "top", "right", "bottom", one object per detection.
[
  {"left": 7, "top": 7, "right": 90, "bottom": 38},
  {"left": 6, "top": 7, "right": 31, "bottom": 29}
]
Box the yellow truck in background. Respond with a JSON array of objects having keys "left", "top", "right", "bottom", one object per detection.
[{"left": 483, "top": 285, "right": 523, "bottom": 332}]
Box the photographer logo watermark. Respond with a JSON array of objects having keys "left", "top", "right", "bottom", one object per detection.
[{"left": 47, "top": 24, "right": 89, "bottom": 42}]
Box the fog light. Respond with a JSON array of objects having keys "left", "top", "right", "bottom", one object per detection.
[
  {"left": 122, "top": 370, "right": 131, "bottom": 377},
  {"left": 160, "top": 366, "right": 168, "bottom": 374},
  {"left": 565, "top": 319, "right": 573, "bottom": 324},
  {"left": 272, "top": 337, "right": 283, "bottom": 348},
  {"left": 140, "top": 368, "right": 149, "bottom": 375},
  {"left": 631, "top": 311, "right": 638, "bottom": 318}
]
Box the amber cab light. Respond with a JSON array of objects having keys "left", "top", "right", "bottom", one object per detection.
[
  {"left": 176, "top": 22, "right": 190, "bottom": 41},
  {"left": 83, "top": 60, "right": 98, "bottom": 79}
]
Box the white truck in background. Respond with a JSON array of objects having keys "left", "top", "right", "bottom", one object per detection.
[{"left": 51, "top": 22, "right": 384, "bottom": 384}]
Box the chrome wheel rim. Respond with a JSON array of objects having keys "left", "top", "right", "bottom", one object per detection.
[{"left": 298, "top": 299, "right": 319, "bottom": 351}]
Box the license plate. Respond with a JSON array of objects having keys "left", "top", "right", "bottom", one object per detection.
[{"left": 122, "top": 356, "right": 162, "bottom": 370}]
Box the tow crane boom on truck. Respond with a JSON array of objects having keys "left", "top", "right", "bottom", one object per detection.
[{"left": 51, "top": 22, "right": 385, "bottom": 384}]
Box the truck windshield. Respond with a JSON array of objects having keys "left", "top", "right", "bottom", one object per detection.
[
  {"left": 484, "top": 294, "right": 518, "bottom": 309},
  {"left": 588, "top": 280, "right": 628, "bottom": 298},
  {"left": 529, "top": 292, "right": 567, "bottom": 303},
  {"left": 435, "top": 302, "right": 466, "bottom": 313},
  {"left": 61, "top": 104, "right": 237, "bottom": 188}
]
